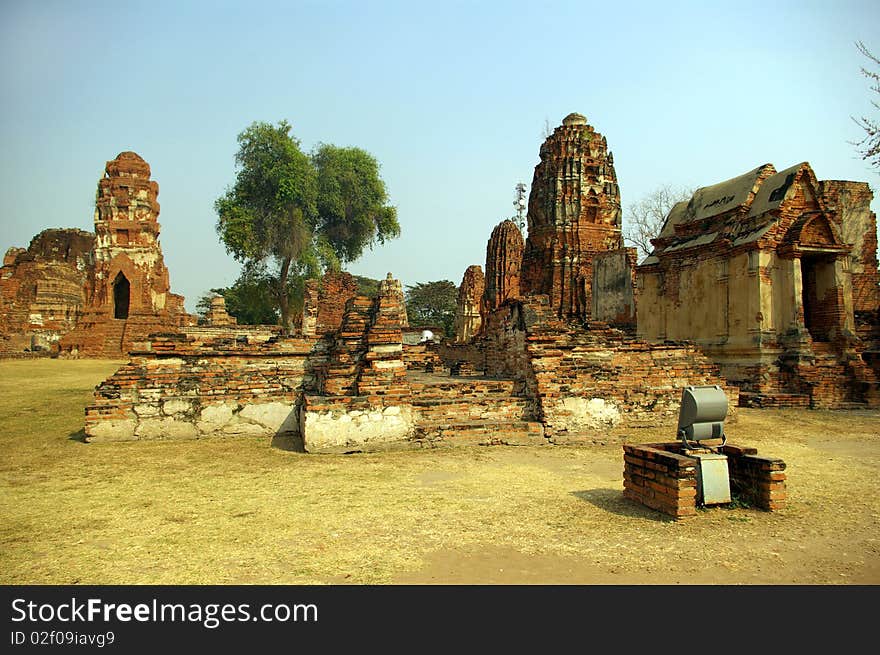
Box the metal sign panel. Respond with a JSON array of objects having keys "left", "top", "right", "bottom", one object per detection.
[{"left": 694, "top": 453, "right": 731, "bottom": 505}]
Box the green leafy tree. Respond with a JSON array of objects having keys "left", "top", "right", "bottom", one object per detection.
[
  {"left": 215, "top": 120, "right": 399, "bottom": 331},
  {"left": 353, "top": 275, "right": 381, "bottom": 297},
  {"left": 196, "top": 266, "right": 281, "bottom": 326},
  {"left": 313, "top": 144, "right": 400, "bottom": 264},
  {"left": 405, "top": 280, "right": 457, "bottom": 337}
]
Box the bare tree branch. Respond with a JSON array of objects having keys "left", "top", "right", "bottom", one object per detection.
[
  {"left": 852, "top": 41, "right": 880, "bottom": 171},
  {"left": 623, "top": 184, "right": 694, "bottom": 260}
]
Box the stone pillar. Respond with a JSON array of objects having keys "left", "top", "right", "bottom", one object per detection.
[
  {"left": 378, "top": 272, "right": 408, "bottom": 328},
  {"left": 481, "top": 219, "right": 524, "bottom": 323},
  {"left": 454, "top": 265, "right": 484, "bottom": 343}
]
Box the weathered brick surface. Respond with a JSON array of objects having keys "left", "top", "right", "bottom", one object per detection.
[
  {"left": 622, "top": 443, "right": 699, "bottom": 518},
  {"left": 722, "top": 445, "right": 787, "bottom": 511},
  {"left": 623, "top": 442, "right": 787, "bottom": 518},
  {"left": 402, "top": 342, "right": 444, "bottom": 371},
  {"left": 639, "top": 161, "right": 880, "bottom": 408},
  {"left": 481, "top": 296, "right": 737, "bottom": 441},
  {"left": 481, "top": 220, "right": 523, "bottom": 321},
  {"left": 301, "top": 271, "right": 359, "bottom": 337},
  {"left": 521, "top": 113, "right": 623, "bottom": 320},
  {"left": 0, "top": 229, "right": 94, "bottom": 354},
  {"left": 84, "top": 332, "right": 323, "bottom": 441},
  {"left": 46, "top": 152, "right": 195, "bottom": 358},
  {"left": 204, "top": 296, "right": 236, "bottom": 326},
  {"left": 454, "top": 265, "right": 484, "bottom": 343}
]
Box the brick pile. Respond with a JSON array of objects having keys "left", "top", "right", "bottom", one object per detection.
[
  {"left": 314, "top": 274, "right": 411, "bottom": 399},
  {"left": 357, "top": 275, "right": 410, "bottom": 398}
]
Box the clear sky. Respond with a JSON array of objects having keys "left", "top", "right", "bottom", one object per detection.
[{"left": 1, "top": 0, "right": 878, "bottom": 312}]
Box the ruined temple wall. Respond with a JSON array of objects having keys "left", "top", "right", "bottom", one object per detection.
[
  {"left": 592, "top": 248, "right": 638, "bottom": 328},
  {"left": 0, "top": 230, "right": 95, "bottom": 352},
  {"left": 531, "top": 335, "right": 739, "bottom": 441},
  {"left": 477, "top": 297, "right": 737, "bottom": 441},
  {"left": 638, "top": 252, "right": 758, "bottom": 349},
  {"left": 85, "top": 334, "right": 323, "bottom": 442},
  {"left": 820, "top": 180, "right": 879, "bottom": 314},
  {"left": 301, "top": 271, "right": 360, "bottom": 337}
]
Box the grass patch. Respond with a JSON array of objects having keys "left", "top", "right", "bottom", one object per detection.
[{"left": 1, "top": 359, "right": 879, "bottom": 585}]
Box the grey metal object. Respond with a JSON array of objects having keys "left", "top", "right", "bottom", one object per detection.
[
  {"left": 694, "top": 453, "right": 732, "bottom": 505},
  {"left": 677, "top": 385, "right": 728, "bottom": 450}
]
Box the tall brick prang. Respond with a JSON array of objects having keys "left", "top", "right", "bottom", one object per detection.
[
  {"left": 58, "top": 152, "right": 193, "bottom": 357},
  {"left": 482, "top": 220, "right": 524, "bottom": 320},
  {"left": 521, "top": 113, "right": 623, "bottom": 320}
]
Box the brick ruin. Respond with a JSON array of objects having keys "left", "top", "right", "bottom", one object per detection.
[
  {"left": 438, "top": 114, "right": 735, "bottom": 441},
  {"left": 638, "top": 162, "right": 880, "bottom": 408},
  {"left": 453, "top": 265, "right": 484, "bottom": 343},
  {"left": 203, "top": 296, "right": 236, "bottom": 327},
  {"left": 482, "top": 220, "right": 523, "bottom": 316},
  {"left": 74, "top": 112, "right": 876, "bottom": 472},
  {"left": 521, "top": 112, "right": 636, "bottom": 323},
  {"left": 0, "top": 151, "right": 193, "bottom": 358},
  {"left": 0, "top": 229, "right": 95, "bottom": 354}
]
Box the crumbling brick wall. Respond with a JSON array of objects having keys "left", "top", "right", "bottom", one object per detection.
[
  {"left": 85, "top": 333, "right": 324, "bottom": 442},
  {"left": 301, "top": 271, "right": 359, "bottom": 337}
]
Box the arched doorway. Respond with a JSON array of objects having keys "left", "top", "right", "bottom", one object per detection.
[
  {"left": 801, "top": 254, "right": 837, "bottom": 342},
  {"left": 113, "top": 272, "right": 130, "bottom": 320}
]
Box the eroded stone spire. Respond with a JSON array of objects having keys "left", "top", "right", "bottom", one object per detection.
[
  {"left": 454, "top": 265, "right": 484, "bottom": 342},
  {"left": 521, "top": 114, "right": 622, "bottom": 319}
]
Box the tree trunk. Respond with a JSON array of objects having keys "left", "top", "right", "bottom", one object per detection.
[{"left": 278, "top": 256, "right": 292, "bottom": 334}]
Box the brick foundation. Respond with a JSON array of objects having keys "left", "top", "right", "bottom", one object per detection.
[{"left": 623, "top": 442, "right": 786, "bottom": 519}]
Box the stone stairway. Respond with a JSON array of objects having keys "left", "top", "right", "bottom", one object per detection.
[
  {"left": 408, "top": 373, "right": 544, "bottom": 446},
  {"left": 102, "top": 319, "right": 127, "bottom": 358}
]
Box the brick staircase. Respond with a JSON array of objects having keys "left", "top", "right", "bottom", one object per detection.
[
  {"left": 102, "top": 319, "right": 127, "bottom": 358},
  {"left": 408, "top": 374, "right": 544, "bottom": 446}
]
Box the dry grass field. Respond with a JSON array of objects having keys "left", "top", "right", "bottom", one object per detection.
[{"left": 1, "top": 358, "right": 878, "bottom": 585}]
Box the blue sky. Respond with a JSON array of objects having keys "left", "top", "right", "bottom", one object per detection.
[{"left": 1, "top": 0, "right": 878, "bottom": 311}]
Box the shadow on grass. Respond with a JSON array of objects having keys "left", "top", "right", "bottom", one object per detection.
[
  {"left": 67, "top": 429, "right": 87, "bottom": 443},
  {"left": 571, "top": 488, "right": 675, "bottom": 523},
  {"left": 271, "top": 432, "right": 305, "bottom": 453}
]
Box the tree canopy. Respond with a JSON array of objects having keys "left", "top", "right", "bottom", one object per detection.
[
  {"left": 215, "top": 120, "right": 399, "bottom": 331},
  {"left": 405, "top": 280, "right": 457, "bottom": 337},
  {"left": 196, "top": 265, "right": 281, "bottom": 326}
]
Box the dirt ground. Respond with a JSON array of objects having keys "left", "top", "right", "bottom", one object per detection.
[{"left": 1, "top": 359, "right": 878, "bottom": 585}]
